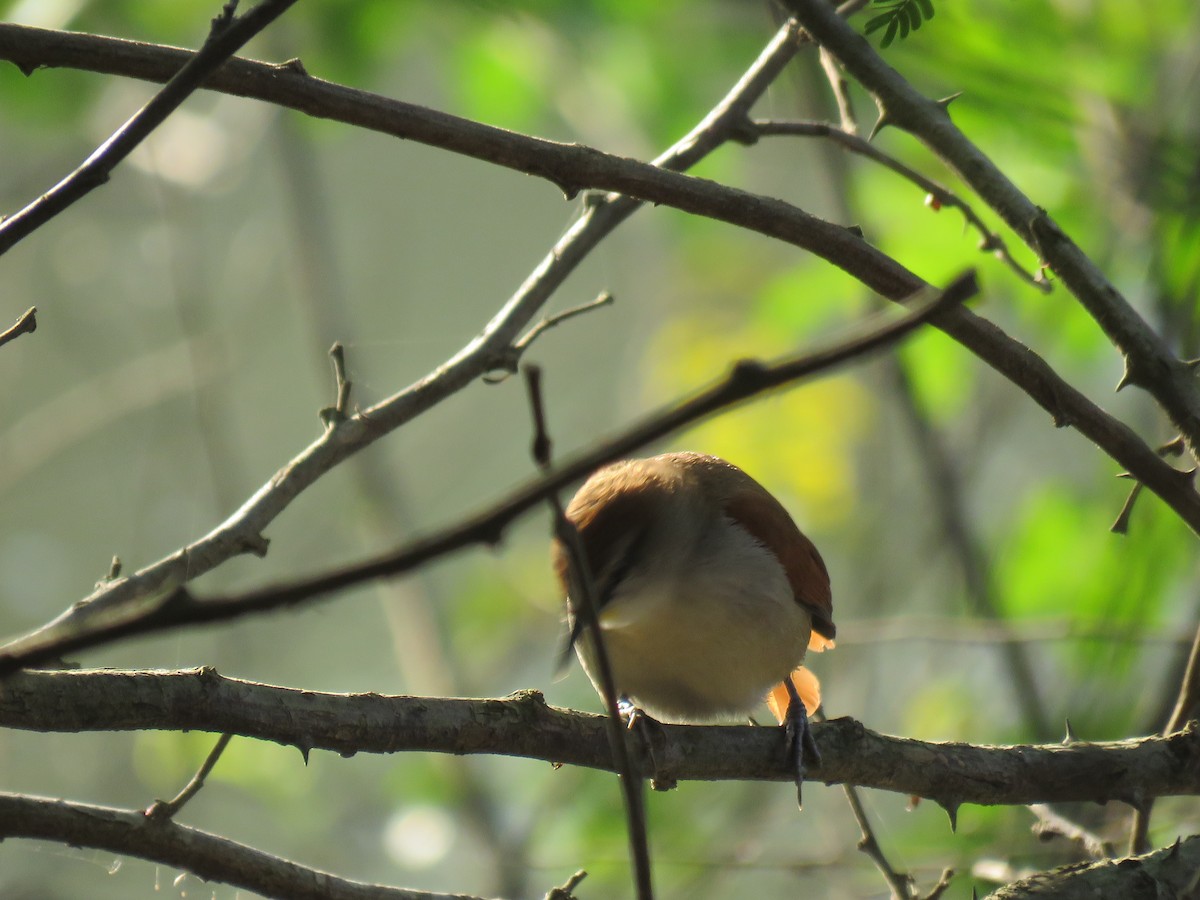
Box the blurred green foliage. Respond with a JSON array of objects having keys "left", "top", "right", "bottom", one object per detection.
[{"left": 1, "top": 0, "right": 1198, "bottom": 897}]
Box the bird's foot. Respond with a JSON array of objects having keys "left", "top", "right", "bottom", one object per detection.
[
  {"left": 783, "top": 677, "right": 820, "bottom": 809},
  {"left": 616, "top": 698, "right": 674, "bottom": 790}
]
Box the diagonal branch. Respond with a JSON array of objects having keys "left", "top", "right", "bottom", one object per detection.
[
  {"left": 0, "top": 306, "right": 37, "bottom": 350},
  {"left": 780, "top": 0, "right": 1200, "bottom": 464},
  {"left": 0, "top": 14, "right": 815, "bottom": 671},
  {"left": 0, "top": 274, "right": 977, "bottom": 674},
  {"left": 752, "top": 119, "right": 1046, "bottom": 289},
  {"left": 2, "top": 668, "right": 1198, "bottom": 807},
  {"left": 0, "top": 0, "right": 302, "bottom": 258},
  {"left": 0, "top": 22, "right": 1192, "bottom": 548}
]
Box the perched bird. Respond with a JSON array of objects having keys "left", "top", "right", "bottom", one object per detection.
[{"left": 552, "top": 451, "right": 835, "bottom": 792}]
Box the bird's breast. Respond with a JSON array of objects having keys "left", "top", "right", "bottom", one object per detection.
[{"left": 578, "top": 518, "right": 812, "bottom": 722}]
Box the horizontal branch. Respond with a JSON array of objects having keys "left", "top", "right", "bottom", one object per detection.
[
  {"left": 0, "top": 791, "right": 491, "bottom": 900},
  {"left": 3, "top": 668, "right": 1198, "bottom": 810},
  {"left": 0, "top": 274, "right": 977, "bottom": 673}
]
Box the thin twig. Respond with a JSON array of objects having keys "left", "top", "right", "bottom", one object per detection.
[
  {"left": 484, "top": 293, "right": 615, "bottom": 383},
  {"left": 0, "top": 307, "right": 37, "bottom": 349},
  {"left": 145, "top": 732, "right": 234, "bottom": 821},
  {"left": 319, "top": 341, "right": 353, "bottom": 428},
  {"left": 781, "top": 0, "right": 1200, "bottom": 466},
  {"left": 0, "top": 273, "right": 977, "bottom": 674},
  {"left": 1028, "top": 803, "right": 1113, "bottom": 860},
  {"left": 525, "top": 365, "right": 654, "bottom": 900},
  {"left": 886, "top": 355, "right": 1052, "bottom": 739},
  {"left": 919, "top": 868, "right": 956, "bottom": 900},
  {"left": 1112, "top": 436, "right": 1187, "bottom": 534},
  {"left": 818, "top": 48, "right": 859, "bottom": 134},
  {"left": 0, "top": 0, "right": 301, "bottom": 258},
  {"left": 1131, "top": 616, "right": 1200, "bottom": 853},
  {"left": 543, "top": 870, "right": 588, "bottom": 900},
  {"left": 817, "top": 706, "right": 914, "bottom": 899},
  {"left": 753, "top": 119, "right": 1047, "bottom": 290}
]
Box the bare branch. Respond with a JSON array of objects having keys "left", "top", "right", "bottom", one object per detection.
[
  {"left": 753, "top": 119, "right": 1046, "bottom": 290},
  {"left": 988, "top": 835, "right": 1200, "bottom": 899},
  {"left": 3, "top": 17, "right": 1198, "bottom": 679},
  {"left": 2, "top": 668, "right": 1199, "bottom": 807},
  {"left": 484, "top": 293, "right": 614, "bottom": 383},
  {"left": 0, "top": 15, "right": 815, "bottom": 675},
  {"left": 0, "top": 791, "right": 494, "bottom": 900},
  {"left": 781, "top": 0, "right": 1200, "bottom": 464},
  {"left": 0, "top": 273, "right": 977, "bottom": 674},
  {"left": 145, "top": 732, "right": 233, "bottom": 821},
  {"left": 1028, "top": 804, "right": 1113, "bottom": 860},
  {"left": 0, "top": 306, "right": 37, "bottom": 350},
  {"left": 831, "top": 720, "right": 915, "bottom": 897},
  {"left": 0, "top": 0, "right": 301, "bottom": 258}
]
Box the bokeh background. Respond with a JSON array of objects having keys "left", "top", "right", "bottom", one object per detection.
[{"left": 1, "top": 0, "right": 1198, "bottom": 897}]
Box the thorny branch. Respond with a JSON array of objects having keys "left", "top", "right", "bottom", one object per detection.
[
  {"left": 2, "top": 668, "right": 1199, "bottom": 807},
  {"left": 0, "top": 274, "right": 977, "bottom": 675},
  {"left": 0, "top": 13, "right": 818, "bottom": 672},
  {"left": 781, "top": 0, "right": 1200, "bottom": 466},
  {"left": 751, "top": 119, "right": 1046, "bottom": 289},
  {"left": 0, "top": 18, "right": 1195, "bottom": 672}
]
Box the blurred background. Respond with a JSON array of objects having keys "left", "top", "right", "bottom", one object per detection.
[{"left": 0, "top": 0, "right": 1198, "bottom": 897}]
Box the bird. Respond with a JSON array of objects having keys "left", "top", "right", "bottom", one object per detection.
[{"left": 551, "top": 451, "right": 835, "bottom": 798}]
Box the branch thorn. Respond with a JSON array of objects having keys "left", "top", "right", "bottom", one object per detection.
[
  {"left": 938, "top": 798, "right": 960, "bottom": 832},
  {"left": 1062, "top": 718, "right": 1076, "bottom": 744},
  {"left": 935, "top": 91, "right": 964, "bottom": 112}
]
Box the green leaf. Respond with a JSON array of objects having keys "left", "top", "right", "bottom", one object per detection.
[
  {"left": 898, "top": 12, "right": 911, "bottom": 39},
  {"left": 865, "top": 11, "right": 897, "bottom": 34},
  {"left": 917, "top": 0, "right": 936, "bottom": 19},
  {"left": 908, "top": 2, "right": 924, "bottom": 29},
  {"left": 881, "top": 16, "right": 900, "bottom": 47}
]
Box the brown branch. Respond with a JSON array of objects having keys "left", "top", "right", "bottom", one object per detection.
[
  {"left": 1129, "top": 615, "right": 1200, "bottom": 853},
  {"left": 1028, "top": 804, "right": 1113, "bottom": 860},
  {"left": 752, "top": 119, "right": 1046, "bottom": 290},
  {"left": 0, "top": 273, "right": 977, "bottom": 675},
  {"left": 988, "top": 835, "right": 1200, "bottom": 899},
  {"left": 145, "top": 732, "right": 233, "bottom": 821},
  {"left": 3, "top": 18, "right": 1198, "bottom": 677},
  {"left": 0, "top": 16, "right": 815, "bottom": 675},
  {"left": 2, "top": 668, "right": 1199, "bottom": 807},
  {"left": 484, "top": 293, "right": 614, "bottom": 383},
  {"left": 0, "top": 306, "right": 37, "bottom": 349},
  {"left": 781, "top": 0, "right": 1200, "bottom": 465},
  {"left": 0, "top": 0, "right": 301, "bottom": 258},
  {"left": 0, "top": 790, "right": 495, "bottom": 900}
]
